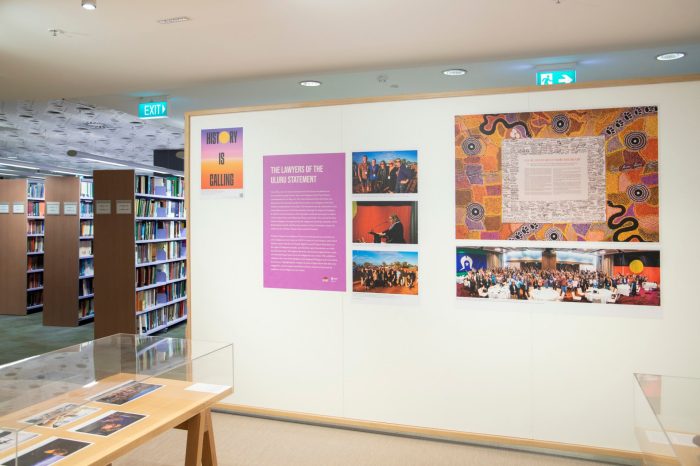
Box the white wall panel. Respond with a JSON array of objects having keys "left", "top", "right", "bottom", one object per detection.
[{"left": 189, "top": 81, "right": 700, "bottom": 451}]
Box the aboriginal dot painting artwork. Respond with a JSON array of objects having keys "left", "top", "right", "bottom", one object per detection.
[{"left": 455, "top": 106, "right": 659, "bottom": 242}]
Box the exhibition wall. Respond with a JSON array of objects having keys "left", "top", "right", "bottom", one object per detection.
[{"left": 187, "top": 80, "right": 700, "bottom": 453}]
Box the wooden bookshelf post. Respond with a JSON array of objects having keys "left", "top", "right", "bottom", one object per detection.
[{"left": 0, "top": 179, "right": 31, "bottom": 315}]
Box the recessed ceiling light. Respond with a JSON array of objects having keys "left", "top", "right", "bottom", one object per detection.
[
  {"left": 81, "top": 0, "right": 96, "bottom": 10},
  {"left": 442, "top": 68, "right": 467, "bottom": 76},
  {"left": 299, "top": 80, "right": 322, "bottom": 87},
  {"left": 157, "top": 16, "right": 191, "bottom": 24},
  {"left": 656, "top": 52, "right": 686, "bottom": 61}
]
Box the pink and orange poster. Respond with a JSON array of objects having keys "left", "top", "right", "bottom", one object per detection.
[{"left": 201, "top": 127, "right": 243, "bottom": 191}]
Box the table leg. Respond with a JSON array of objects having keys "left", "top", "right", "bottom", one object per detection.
[
  {"left": 202, "top": 409, "right": 218, "bottom": 466},
  {"left": 184, "top": 412, "right": 205, "bottom": 466}
]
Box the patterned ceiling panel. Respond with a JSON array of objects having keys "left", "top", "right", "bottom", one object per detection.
[{"left": 0, "top": 100, "right": 183, "bottom": 171}]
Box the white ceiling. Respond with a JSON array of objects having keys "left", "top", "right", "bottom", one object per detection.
[
  {"left": 0, "top": 0, "right": 698, "bottom": 175},
  {"left": 1, "top": 0, "right": 699, "bottom": 100}
]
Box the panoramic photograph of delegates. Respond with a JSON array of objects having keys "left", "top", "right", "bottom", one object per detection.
[
  {"left": 455, "top": 247, "right": 660, "bottom": 306},
  {"left": 353, "top": 250, "right": 418, "bottom": 295}
]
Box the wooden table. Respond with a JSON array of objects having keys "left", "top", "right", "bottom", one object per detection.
[{"left": 0, "top": 375, "right": 232, "bottom": 466}]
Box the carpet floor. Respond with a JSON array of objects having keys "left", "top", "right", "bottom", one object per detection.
[
  {"left": 0, "top": 312, "right": 186, "bottom": 366},
  {"left": 115, "top": 413, "right": 619, "bottom": 466}
]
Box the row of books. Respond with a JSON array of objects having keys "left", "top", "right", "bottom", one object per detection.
[
  {"left": 80, "top": 278, "right": 94, "bottom": 296},
  {"left": 136, "top": 261, "right": 186, "bottom": 287},
  {"left": 79, "top": 299, "right": 94, "bottom": 319},
  {"left": 79, "top": 240, "right": 93, "bottom": 256},
  {"left": 80, "top": 180, "right": 93, "bottom": 198},
  {"left": 80, "top": 221, "right": 94, "bottom": 236},
  {"left": 134, "top": 220, "right": 186, "bottom": 241},
  {"left": 27, "top": 201, "right": 45, "bottom": 217},
  {"left": 135, "top": 175, "right": 184, "bottom": 198},
  {"left": 136, "top": 338, "right": 187, "bottom": 371},
  {"left": 27, "top": 182, "right": 44, "bottom": 199},
  {"left": 27, "top": 220, "right": 44, "bottom": 234},
  {"left": 27, "top": 237, "right": 44, "bottom": 253},
  {"left": 80, "top": 202, "right": 93, "bottom": 216},
  {"left": 135, "top": 281, "right": 186, "bottom": 311},
  {"left": 134, "top": 199, "right": 185, "bottom": 218},
  {"left": 80, "top": 259, "right": 94, "bottom": 276},
  {"left": 27, "top": 290, "right": 42, "bottom": 305},
  {"left": 137, "top": 301, "right": 187, "bottom": 334},
  {"left": 28, "top": 274, "right": 43, "bottom": 288},
  {"left": 27, "top": 256, "right": 43, "bottom": 270},
  {"left": 135, "top": 241, "right": 186, "bottom": 264}
]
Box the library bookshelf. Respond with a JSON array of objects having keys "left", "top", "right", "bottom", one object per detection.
[
  {"left": 0, "top": 179, "right": 45, "bottom": 315},
  {"left": 94, "top": 170, "right": 187, "bottom": 338},
  {"left": 43, "top": 176, "right": 95, "bottom": 326}
]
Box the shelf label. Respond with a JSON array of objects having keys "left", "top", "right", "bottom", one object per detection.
[
  {"left": 13, "top": 202, "right": 24, "bottom": 214},
  {"left": 116, "top": 200, "right": 132, "bottom": 215},
  {"left": 63, "top": 202, "right": 78, "bottom": 216},
  {"left": 0, "top": 202, "right": 8, "bottom": 214},
  {"left": 46, "top": 202, "right": 60, "bottom": 215},
  {"left": 95, "top": 200, "right": 111, "bottom": 215}
]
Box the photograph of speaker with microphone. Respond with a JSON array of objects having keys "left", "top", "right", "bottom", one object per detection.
[{"left": 352, "top": 201, "right": 417, "bottom": 244}]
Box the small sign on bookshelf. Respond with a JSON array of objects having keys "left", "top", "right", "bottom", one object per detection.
[
  {"left": 47, "top": 202, "right": 60, "bottom": 216},
  {"left": 95, "top": 200, "right": 111, "bottom": 215},
  {"left": 12, "top": 202, "right": 24, "bottom": 214},
  {"left": 116, "top": 200, "right": 132, "bottom": 215},
  {"left": 0, "top": 202, "right": 8, "bottom": 214},
  {"left": 63, "top": 202, "right": 78, "bottom": 216}
]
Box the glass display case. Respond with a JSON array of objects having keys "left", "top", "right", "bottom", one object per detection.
[
  {"left": 0, "top": 334, "right": 233, "bottom": 465},
  {"left": 634, "top": 373, "right": 700, "bottom": 466}
]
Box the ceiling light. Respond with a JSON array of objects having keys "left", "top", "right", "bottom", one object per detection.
[
  {"left": 0, "top": 172, "right": 18, "bottom": 177},
  {"left": 0, "top": 161, "right": 37, "bottom": 170},
  {"left": 442, "top": 69, "right": 467, "bottom": 76},
  {"left": 299, "top": 80, "right": 322, "bottom": 87},
  {"left": 157, "top": 16, "right": 191, "bottom": 24},
  {"left": 656, "top": 52, "right": 686, "bottom": 61},
  {"left": 81, "top": 0, "right": 96, "bottom": 10},
  {"left": 52, "top": 169, "right": 88, "bottom": 176},
  {"left": 81, "top": 157, "right": 129, "bottom": 167}
]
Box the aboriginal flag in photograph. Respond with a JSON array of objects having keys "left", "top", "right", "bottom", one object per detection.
[{"left": 613, "top": 251, "right": 660, "bottom": 283}]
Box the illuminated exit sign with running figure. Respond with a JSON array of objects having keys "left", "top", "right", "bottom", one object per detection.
[{"left": 536, "top": 70, "right": 577, "bottom": 86}]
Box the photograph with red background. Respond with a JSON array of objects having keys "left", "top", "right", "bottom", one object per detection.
[{"left": 352, "top": 201, "right": 417, "bottom": 244}]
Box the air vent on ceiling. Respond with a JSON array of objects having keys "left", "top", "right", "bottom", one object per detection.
[
  {"left": 157, "top": 16, "right": 191, "bottom": 24},
  {"left": 86, "top": 121, "right": 109, "bottom": 129}
]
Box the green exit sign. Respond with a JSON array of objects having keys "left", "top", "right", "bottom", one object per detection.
[
  {"left": 138, "top": 101, "right": 168, "bottom": 119},
  {"left": 536, "top": 70, "right": 576, "bottom": 86}
]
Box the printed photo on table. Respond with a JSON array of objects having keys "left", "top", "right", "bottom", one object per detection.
[
  {"left": 0, "top": 431, "right": 38, "bottom": 454},
  {"left": 353, "top": 250, "right": 418, "bottom": 295},
  {"left": 352, "top": 201, "right": 417, "bottom": 244},
  {"left": 0, "top": 437, "right": 91, "bottom": 466},
  {"left": 90, "top": 381, "right": 162, "bottom": 405},
  {"left": 71, "top": 411, "right": 145, "bottom": 437},
  {"left": 21, "top": 403, "right": 99, "bottom": 429},
  {"left": 352, "top": 150, "right": 417, "bottom": 194},
  {"left": 455, "top": 247, "right": 660, "bottom": 305}
]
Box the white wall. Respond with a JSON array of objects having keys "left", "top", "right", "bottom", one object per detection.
[{"left": 188, "top": 81, "right": 700, "bottom": 451}]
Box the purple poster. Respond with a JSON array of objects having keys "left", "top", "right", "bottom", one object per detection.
[{"left": 263, "top": 153, "right": 346, "bottom": 291}]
